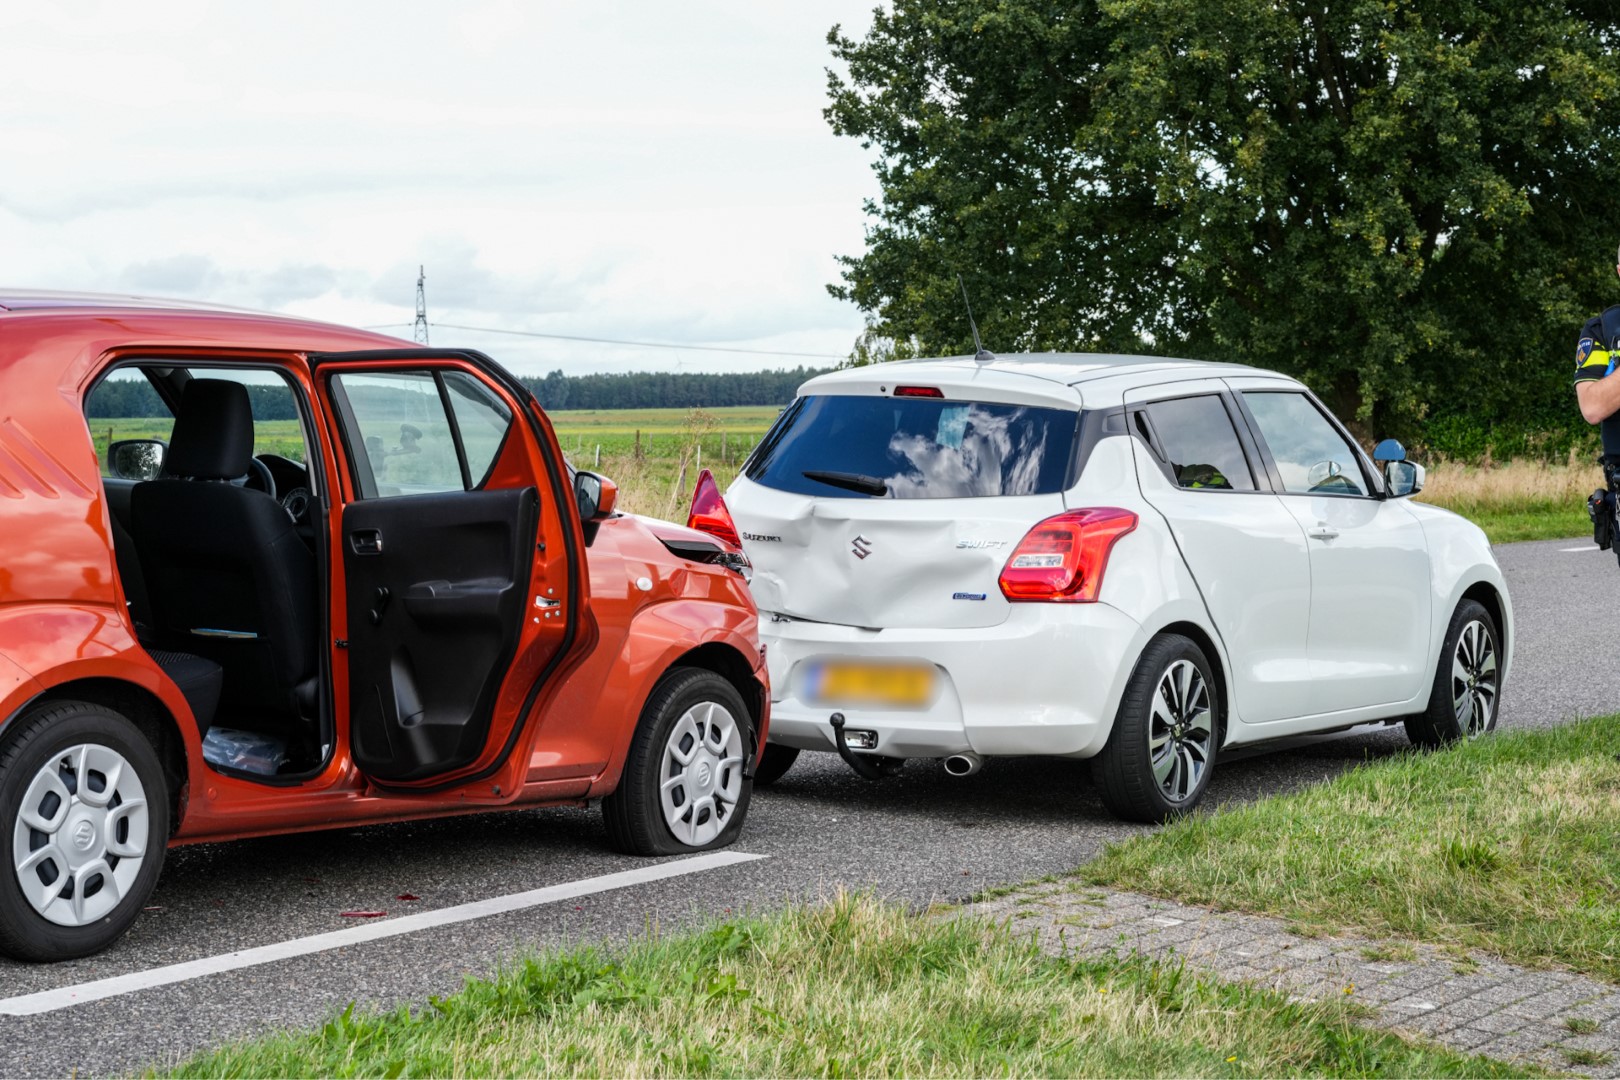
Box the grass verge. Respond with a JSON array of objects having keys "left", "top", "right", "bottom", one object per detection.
[
  {"left": 1417, "top": 457, "right": 1599, "bottom": 543},
  {"left": 159, "top": 895, "right": 1522, "bottom": 1078},
  {"left": 1083, "top": 716, "right": 1620, "bottom": 981}
]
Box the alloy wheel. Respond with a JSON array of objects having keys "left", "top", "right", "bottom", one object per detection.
[
  {"left": 1451, "top": 619, "right": 1498, "bottom": 738},
  {"left": 11, "top": 743, "right": 150, "bottom": 928},
  {"left": 659, "top": 701, "right": 745, "bottom": 847},
  {"left": 1148, "top": 659, "right": 1213, "bottom": 803}
]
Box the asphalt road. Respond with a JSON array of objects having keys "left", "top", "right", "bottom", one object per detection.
[{"left": 0, "top": 537, "right": 1609, "bottom": 1077}]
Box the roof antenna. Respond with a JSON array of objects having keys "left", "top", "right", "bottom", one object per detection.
[{"left": 957, "top": 274, "right": 995, "bottom": 363}]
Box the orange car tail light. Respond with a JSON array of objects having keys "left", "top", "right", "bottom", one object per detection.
[{"left": 688, "top": 468, "right": 742, "bottom": 549}]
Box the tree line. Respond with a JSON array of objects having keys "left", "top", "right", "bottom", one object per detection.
[
  {"left": 84, "top": 367, "right": 826, "bottom": 418},
  {"left": 826, "top": 0, "right": 1620, "bottom": 447}
]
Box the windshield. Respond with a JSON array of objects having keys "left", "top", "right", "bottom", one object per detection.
[{"left": 745, "top": 394, "right": 1079, "bottom": 499}]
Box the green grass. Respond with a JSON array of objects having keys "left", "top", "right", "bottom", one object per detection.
[
  {"left": 157, "top": 895, "right": 1525, "bottom": 1079},
  {"left": 1082, "top": 716, "right": 1620, "bottom": 981},
  {"left": 1439, "top": 507, "right": 1591, "bottom": 544}
]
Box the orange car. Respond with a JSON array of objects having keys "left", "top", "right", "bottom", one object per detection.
[{"left": 0, "top": 291, "right": 767, "bottom": 962}]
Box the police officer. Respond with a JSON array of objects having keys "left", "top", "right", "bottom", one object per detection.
[{"left": 1574, "top": 247, "right": 1620, "bottom": 458}]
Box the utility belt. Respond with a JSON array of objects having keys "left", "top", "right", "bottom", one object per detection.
[{"left": 1587, "top": 455, "right": 1620, "bottom": 561}]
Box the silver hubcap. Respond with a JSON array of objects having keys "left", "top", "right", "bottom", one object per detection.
[
  {"left": 1149, "top": 659, "right": 1213, "bottom": 803},
  {"left": 1452, "top": 620, "right": 1498, "bottom": 738},
  {"left": 660, "top": 702, "right": 745, "bottom": 847},
  {"left": 11, "top": 744, "right": 149, "bottom": 928}
]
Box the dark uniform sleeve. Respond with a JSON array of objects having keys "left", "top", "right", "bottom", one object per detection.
[{"left": 1575, "top": 314, "right": 1612, "bottom": 384}]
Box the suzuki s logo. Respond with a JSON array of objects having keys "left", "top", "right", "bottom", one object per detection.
[
  {"left": 72, "top": 820, "right": 96, "bottom": 852},
  {"left": 851, "top": 535, "right": 873, "bottom": 560}
]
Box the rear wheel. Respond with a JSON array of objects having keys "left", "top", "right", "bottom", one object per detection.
[
  {"left": 752, "top": 744, "right": 800, "bottom": 787},
  {"left": 1093, "top": 634, "right": 1219, "bottom": 824},
  {"left": 0, "top": 701, "right": 169, "bottom": 962},
  {"left": 604, "top": 669, "right": 754, "bottom": 856},
  {"left": 1405, "top": 600, "right": 1500, "bottom": 748}
]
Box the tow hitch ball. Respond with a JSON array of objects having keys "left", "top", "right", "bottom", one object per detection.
[{"left": 829, "top": 713, "right": 904, "bottom": 780}]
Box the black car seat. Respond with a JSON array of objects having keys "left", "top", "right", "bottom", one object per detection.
[{"left": 130, "top": 379, "right": 318, "bottom": 730}]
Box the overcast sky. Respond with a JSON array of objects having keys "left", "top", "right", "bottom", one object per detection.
[{"left": 1, "top": 2, "right": 881, "bottom": 376}]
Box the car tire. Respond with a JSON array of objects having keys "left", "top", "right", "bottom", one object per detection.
[
  {"left": 0, "top": 700, "right": 169, "bottom": 963},
  {"left": 752, "top": 744, "right": 800, "bottom": 787},
  {"left": 603, "top": 668, "right": 754, "bottom": 856},
  {"left": 1092, "top": 634, "right": 1219, "bottom": 824},
  {"left": 1405, "top": 599, "right": 1501, "bottom": 749}
]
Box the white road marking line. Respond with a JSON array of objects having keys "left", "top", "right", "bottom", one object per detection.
[
  {"left": 1560, "top": 545, "right": 1600, "bottom": 552},
  {"left": 0, "top": 850, "right": 766, "bottom": 1017}
]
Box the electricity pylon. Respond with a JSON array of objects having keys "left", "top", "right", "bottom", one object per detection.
[{"left": 413, "top": 266, "right": 429, "bottom": 345}]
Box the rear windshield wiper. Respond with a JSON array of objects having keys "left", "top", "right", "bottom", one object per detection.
[{"left": 802, "top": 469, "right": 889, "bottom": 497}]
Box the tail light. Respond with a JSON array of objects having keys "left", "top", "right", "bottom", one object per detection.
[
  {"left": 688, "top": 468, "right": 742, "bottom": 548},
  {"left": 998, "top": 508, "right": 1138, "bottom": 603}
]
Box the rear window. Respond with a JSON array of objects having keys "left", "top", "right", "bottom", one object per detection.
[{"left": 745, "top": 394, "right": 1079, "bottom": 499}]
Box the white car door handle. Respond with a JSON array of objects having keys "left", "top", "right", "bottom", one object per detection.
[{"left": 1308, "top": 523, "right": 1339, "bottom": 541}]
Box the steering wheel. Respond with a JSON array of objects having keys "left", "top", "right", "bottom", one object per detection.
[{"left": 243, "top": 457, "right": 277, "bottom": 501}]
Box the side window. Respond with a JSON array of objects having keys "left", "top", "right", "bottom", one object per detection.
[
  {"left": 331, "top": 371, "right": 513, "bottom": 499},
  {"left": 443, "top": 371, "right": 513, "bottom": 486},
  {"left": 1140, "top": 395, "right": 1256, "bottom": 491},
  {"left": 1242, "top": 392, "right": 1369, "bottom": 497}
]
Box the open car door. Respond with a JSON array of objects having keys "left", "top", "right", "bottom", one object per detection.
[{"left": 311, "top": 349, "right": 582, "bottom": 785}]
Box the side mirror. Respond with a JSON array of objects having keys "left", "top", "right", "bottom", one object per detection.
[
  {"left": 108, "top": 439, "right": 167, "bottom": 481},
  {"left": 1384, "top": 459, "right": 1425, "bottom": 498},
  {"left": 1372, "top": 438, "right": 1406, "bottom": 463},
  {"left": 573, "top": 470, "right": 618, "bottom": 522}
]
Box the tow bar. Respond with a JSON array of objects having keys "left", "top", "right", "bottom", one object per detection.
[{"left": 829, "top": 713, "right": 905, "bottom": 780}]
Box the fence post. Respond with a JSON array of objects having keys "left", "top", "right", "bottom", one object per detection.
[
  {"left": 594, "top": 444, "right": 600, "bottom": 468},
  {"left": 721, "top": 431, "right": 728, "bottom": 464},
  {"left": 634, "top": 429, "right": 642, "bottom": 462}
]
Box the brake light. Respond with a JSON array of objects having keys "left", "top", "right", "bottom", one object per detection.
[
  {"left": 688, "top": 468, "right": 742, "bottom": 548},
  {"left": 893, "top": 386, "right": 944, "bottom": 398},
  {"left": 998, "top": 508, "right": 1138, "bottom": 602}
]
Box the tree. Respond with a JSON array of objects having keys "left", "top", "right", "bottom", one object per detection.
[{"left": 827, "top": 0, "right": 1620, "bottom": 435}]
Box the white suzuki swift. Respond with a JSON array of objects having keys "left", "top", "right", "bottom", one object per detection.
[{"left": 688, "top": 353, "right": 1512, "bottom": 822}]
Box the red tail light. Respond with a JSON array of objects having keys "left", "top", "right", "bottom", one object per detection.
[
  {"left": 998, "top": 508, "right": 1138, "bottom": 603},
  {"left": 688, "top": 468, "right": 742, "bottom": 548},
  {"left": 893, "top": 386, "right": 943, "bottom": 398}
]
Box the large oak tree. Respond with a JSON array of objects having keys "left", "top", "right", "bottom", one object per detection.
[{"left": 827, "top": 0, "right": 1620, "bottom": 435}]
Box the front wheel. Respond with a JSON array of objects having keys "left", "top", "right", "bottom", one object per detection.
[
  {"left": 0, "top": 701, "right": 170, "bottom": 962},
  {"left": 1405, "top": 600, "right": 1501, "bottom": 748},
  {"left": 1092, "top": 634, "right": 1219, "bottom": 824},
  {"left": 603, "top": 668, "right": 754, "bottom": 856}
]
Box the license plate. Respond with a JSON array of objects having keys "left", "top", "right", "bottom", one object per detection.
[{"left": 805, "top": 661, "right": 936, "bottom": 707}]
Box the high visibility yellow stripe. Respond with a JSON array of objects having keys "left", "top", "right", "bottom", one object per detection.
[{"left": 1582, "top": 349, "right": 1611, "bottom": 369}]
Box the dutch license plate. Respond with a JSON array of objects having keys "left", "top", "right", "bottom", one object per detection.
[{"left": 806, "top": 661, "right": 936, "bottom": 707}]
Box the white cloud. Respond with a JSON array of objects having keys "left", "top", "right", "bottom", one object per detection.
[{"left": 0, "top": 1, "right": 879, "bottom": 375}]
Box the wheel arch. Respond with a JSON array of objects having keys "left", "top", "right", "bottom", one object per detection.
[
  {"left": 1153, "top": 620, "right": 1231, "bottom": 750},
  {"left": 6, "top": 678, "right": 189, "bottom": 836},
  {"left": 1459, "top": 580, "right": 1509, "bottom": 664},
  {"left": 669, "top": 641, "right": 766, "bottom": 746}
]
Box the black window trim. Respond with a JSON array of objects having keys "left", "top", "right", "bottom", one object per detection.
[
  {"left": 1127, "top": 389, "right": 1272, "bottom": 495},
  {"left": 1230, "top": 387, "right": 1382, "bottom": 501}
]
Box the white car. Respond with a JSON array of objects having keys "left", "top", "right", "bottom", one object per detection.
[{"left": 688, "top": 353, "right": 1512, "bottom": 822}]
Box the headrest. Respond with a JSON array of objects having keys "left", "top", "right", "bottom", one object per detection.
[{"left": 164, "top": 379, "right": 254, "bottom": 480}]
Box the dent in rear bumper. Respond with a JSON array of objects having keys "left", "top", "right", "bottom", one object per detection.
[{"left": 760, "top": 603, "right": 1144, "bottom": 759}]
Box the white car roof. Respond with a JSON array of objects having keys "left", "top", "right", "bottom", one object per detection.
[{"left": 798, "top": 352, "right": 1299, "bottom": 409}]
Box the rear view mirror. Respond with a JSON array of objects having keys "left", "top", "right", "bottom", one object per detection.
[
  {"left": 108, "top": 439, "right": 167, "bottom": 481},
  {"left": 573, "top": 471, "right": 618, "bottom": 522}
]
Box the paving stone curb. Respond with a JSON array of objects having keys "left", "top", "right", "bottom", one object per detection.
[{"left": 969, "top": 883, "right": 1620, "bottom": 1077}]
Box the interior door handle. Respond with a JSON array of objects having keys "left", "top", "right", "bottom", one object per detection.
[
  {"left": 350, "top": 529, "right": 384, "bottom": 555},
  {"left": 1308, "top": 523, "right": 1339, "bottom": 541}
]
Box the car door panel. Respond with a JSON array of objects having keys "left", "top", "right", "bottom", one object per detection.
[
  {"left": 1124, "top": 380, "right": 1314, "bottom": 725},
  {"left": 1228, "top": 380, "right": 1433, "bottom": 714},
  {"left": 315, "top": 350, "right": 579, "bottom": 788},
  {"left": 341, "top": 487, "right": 538, "bottom": 782}
]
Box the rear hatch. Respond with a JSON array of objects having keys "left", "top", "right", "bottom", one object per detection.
[{"left": 727, "top": 389, "right": 1081, "bottom": 630}]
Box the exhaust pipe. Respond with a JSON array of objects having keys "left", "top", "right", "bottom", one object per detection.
[{"left": 943, "top": 753, "right": 982, "bottom": 777}]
